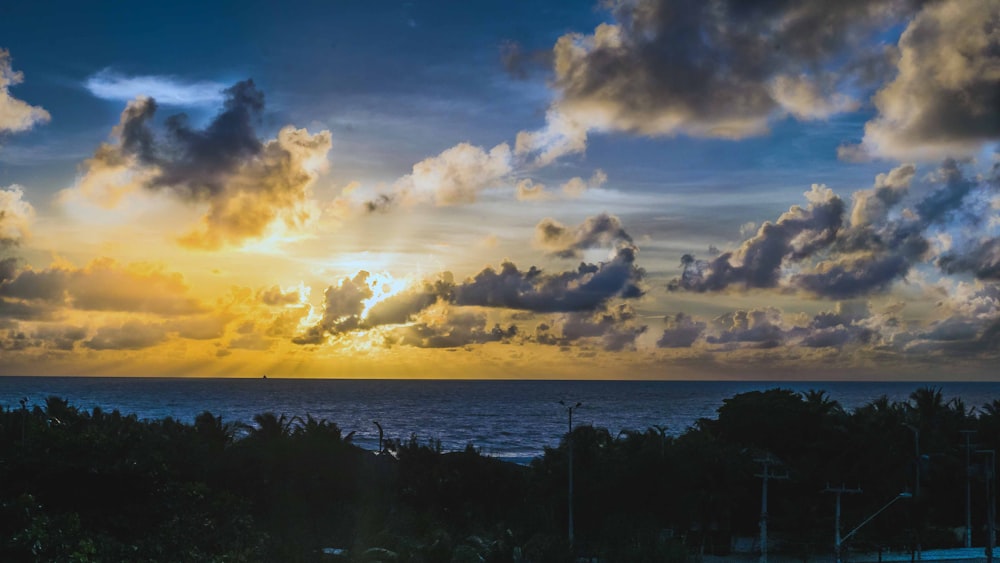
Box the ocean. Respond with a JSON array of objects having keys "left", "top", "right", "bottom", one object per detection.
[{"left": 2, "top": 377, "right": 998, "bottom": 463}]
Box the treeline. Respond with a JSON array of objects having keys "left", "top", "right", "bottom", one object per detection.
[{"left": 1, "top": 387, "right": 999, "bottom": 562}]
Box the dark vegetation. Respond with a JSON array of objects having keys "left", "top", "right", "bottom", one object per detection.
[{"left": 1, "top": 387, "right": 999, "bottom": 562}]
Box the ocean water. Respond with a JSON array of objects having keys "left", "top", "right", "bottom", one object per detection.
[{"left": 1, "top": 377, "right": 999, "bottom": 462}]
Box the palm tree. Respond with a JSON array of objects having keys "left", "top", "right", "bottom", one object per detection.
[{"left": 249, "top": 412, "right": 295, "bottom": 441}]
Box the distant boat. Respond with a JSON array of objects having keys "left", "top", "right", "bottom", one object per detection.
[{"left": 262, "top": 374, "right": 268, "bottom": 379}]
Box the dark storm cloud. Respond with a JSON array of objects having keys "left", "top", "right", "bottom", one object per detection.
[
  {"left": 656, "top": 312, "right": 706, "bottom": 348},
  {"left": 535, "top": 213, "right": 633, "bottom": 259},
  {"left": 295, "top": 233, "right": 645, "bottom": 346},
  {"left": 915, "top": 159, "right": 978, "bottom": 226},
  {"left": 390, "top": 309, "right": 518, "bottom": 349},
  {"left": 32, "top": 325, "right": 87, "bottom": 351},
  {"left": 77, "top": 81, "right": 331, "bottom": 249},
  {"left": 556, "top": 304, "right": 647, "bottom": 351},
  {"left": 548, "top": 0, "right": 911, "bottom": 140},
  {"left": 83, "top": 320, "right": 168, "bottom": 351},
  {"left": 0, "top": 259, "right": 206, "bottom": 316},
  {"left": 365, "top": 276, "right": 454, "bottom": 326},
  {"left": 257, "top": 285, "right": 302, "bottom": 306},
  {"left": 294, "top": 273, "right": 456, "bottom": 345},
  {"left": 791, "top": 253, "right": 911, "bottom": 299},
  {"left": 111, "top": 81, "right": 263, "bottom": 199},
  {"left": 0, "top": 256, "right": 18, "bottom": 282},
  {"left": 670, "top": 185, "right": 845, "bottom": 292},
  {"left": 453, "top": 245, "right": 644, "bottom": 313},
  {"left": 669, "top": 160, "right": 997, "bottom": 299},
  {"left": 708, "top": 309, "right": 785, "bottom": 347},
  {"left": 938, "top": 240, "right": 1000, "bottom": 281},
  {"left": 860, "top": 0, "right": 1000, "bottom": 159},
  {"left": 313, "top": 271, "right": 373, "bottom": 336}
]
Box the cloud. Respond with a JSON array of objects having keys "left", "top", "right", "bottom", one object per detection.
[
  {"left": 293, "top": 273, "right": 452, "bottom": 345},
  {"left": 657, "top": 312, "right": 706, "bottom": 348},
  {"left": 515, "top": 169, "right": 606, "bottom": 202},
  {"left": 669, "top": 160, "right": 996, "bottom": 299},
  {"left": 708, "top": 308, "right": 786, "bottom": 347},
  {"left": 388, "top": 304, "right": 517, "bottom": 349},
  {"left": 515, "top": 178, "right": 548, "bottom": 201},
  {"left": 849, "top": 164, "right": 915, "bottom": 227},
  {"left": 367, "top": 142, "right": 513, "bottom": 210},
  {"left": 500, "top": 40, "right": 553, "bottom": 80},
  {"left": 0, "top": 49, "right": 50, "bottom": 134},
  {"left": 294, "top": 222, "right": 646, "bottom": 346},
  {"left": 791, "top": 253, "right": 911, "bottom": 299},
  {"left": 453, "top": 245, "right": 644, "bottom": 313},
  {"left": 0, "top": 185, "right": 34, "bottom": 247},
  {"left": 938, "top": 238, "right": 1000, "bottom": 281},
  {"left": 768, "top": 73, "right": 860, "bottom": 120},
  {"left": 561, "top": 169, "right": 607, "bottom": 198},
  {"left": 535, "top": 213, "right": 633, "bottom": 259},
  {"left": 83, "top": 320, "right": 168, "bottom": 351},
  {"left": 66, "top": 80, "right": 332, "bottom": 249},
  {"left": 555, "top": 304, "right": 647, "bottom": 351},
  {"left": 0, "top": 258, "right": 207, "bottom": 316},
  {"left": 670, "top": 184, "right": 845, "bottom": 292},
  {"left": 858, "top": 0, "right": 1000, "bottom": 160},
  {"left": 31, "top": 325, "right": 87, "bottom": 352},
  {"left": 257, "top": 284, "right": 304, "bottom": 306},
  {"left": 84, "top": 70, "right": 226, "bottom": 106},
  {"left": 539, "top": 0, "right": 904, "bottom": 147},
  {"left": 514, "top": 110, "right": 590, "bottom": 167}
]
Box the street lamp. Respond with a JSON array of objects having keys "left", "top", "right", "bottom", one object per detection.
[
  {"left": 961, "top": 430, "right": 976, "bottom": 549},
  {"left": 978, "top": 449, "right": 996, "bottom": 563},
  {"left": 904, "top": 423, "right": 922, "bottom": 561},
  {"left": 560, "top": 400, "right": 582, "bottom": 548},
  {"left": 835, "top": 492, "right": 913, "bottom": 563},
  {"left": 904, "top": 424, "right": 920, "bottom": 498}
]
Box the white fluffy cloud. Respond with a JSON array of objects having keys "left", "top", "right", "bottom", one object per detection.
[
  {"left": 0, "top": 49, "right": 50, "bottom": 134},
  {"left": 0, "top": 184, "right": 34, "bottom": 247}
]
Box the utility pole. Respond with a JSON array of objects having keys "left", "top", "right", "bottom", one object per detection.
[
  {"left": 962, "top": 430, "right": 976, "bottom": 549},
  {"left": 756, "top": 456, "right": 788, "bottom": 563},
  {"left": 904, "top": 424, "right": 922, "bottom": 560},
  {"left": 979, "top": 450, "right": 996, "bottom": 563},
  {"left": 560, "top": 401, "right": 582, "bottom": 549},
  {"left": 824, "top": 484, "right": 862, "bottom": 563}
]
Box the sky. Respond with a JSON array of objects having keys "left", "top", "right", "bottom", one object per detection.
[{"left": 0, "top": 0, "right": 998, "bottom": 379}]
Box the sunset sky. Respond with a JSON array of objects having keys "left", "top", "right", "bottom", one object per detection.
[{"left": 0, "top": 0, "right": 998, "bottom": 379}]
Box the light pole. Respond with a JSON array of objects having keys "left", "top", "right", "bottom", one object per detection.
[
  {"left": 904, "top": 423, "right": 922, "bottom": 560},
  {"left": 904, "top": 424, "right": 920, "bottom": 498},
  {"left": 561, "top": 400, "right": 582, "bottom": 548},
  {"left": 833, "top": 492, "right": 912, "bottom": 563},
  {"left": 962, "top": 430, "right": 976, "bottom": 549},
  {"left": 978, "top": 449, "right": 996, "bottom": 563}
]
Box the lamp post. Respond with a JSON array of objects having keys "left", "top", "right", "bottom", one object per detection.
[
  {"left": 561, "top": 400, "right": 582, "bottom": 548},
  {"left": 904, "top": 423, "right": 922, "bottom": 560},
  {"left": 834, "top": 492, "right": 912, "bottom": 563},
  {"left": 904, "top": 424, "right": 920, "bottom": 498},
  {"left": 961, "top": 430, "right": 976, "bottom": 549},
  {"left": 978, "top": 449, "right": 996, "bottom": 563}
]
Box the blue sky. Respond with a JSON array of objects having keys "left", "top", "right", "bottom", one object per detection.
[{"left": 0, "top": 0, "right": 998, "bottom": 378}]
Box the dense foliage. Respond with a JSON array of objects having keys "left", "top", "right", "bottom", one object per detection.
[{"left": 1, "top": 387, "right": 998, "bottom": 562}]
